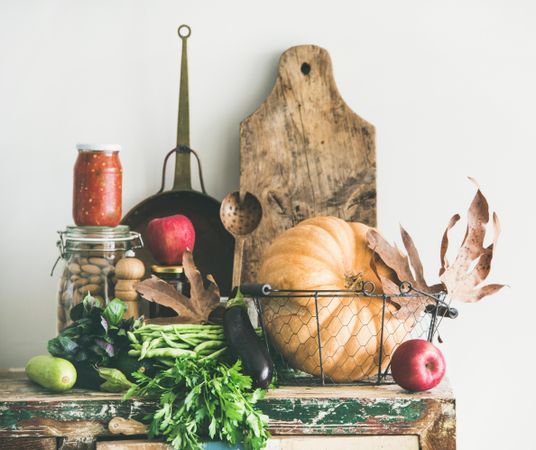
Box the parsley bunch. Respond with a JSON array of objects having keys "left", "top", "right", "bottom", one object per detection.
[{"left": 125, "top": 357, "right": 270, "bottom": 450}]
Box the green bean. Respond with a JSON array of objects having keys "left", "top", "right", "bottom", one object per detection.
[
  {"left": 140, "top": 324, "right": 223, "bottom": 332},
  {"left": 140, "top": 339, "right": 151, "bottom": 359},
  {"left": 201, "top": 347, "right": 228, "bottom": 361},
  {"left": 147, "top": 337, "right": 164, "bottom": 351},
  {"left": 170, "top": 332, "right": 222, "bottom": 343},
  {"left": 145, "top": 348, "right": 196, "bottom": 359},
  {"left": 174, "top": 334, "right": 200, "bottom": 347},
  {"left": 160, "top": 332, "right": 191, "bottom": 349},
  {"left": 157, "top": 358, "right": 175, "bottom": 367},
  {"left": 128, "top": 349, "right": 141, "bottom": 356},
  {"left": 194, "top": 340, "right": 226, "bottom": 354},
  {"left": 137, "top": 332, "right": 165, "bottom": 339},
  {"left": 127, "top": 331, "right": 139, "bottom": 344},
  {"left": 177, "top": 333, "right": 212, "bottom": 340}
]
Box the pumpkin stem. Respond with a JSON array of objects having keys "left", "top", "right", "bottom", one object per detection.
[{"left": 345, "top": 273, "right": 364, "bottom": 290}]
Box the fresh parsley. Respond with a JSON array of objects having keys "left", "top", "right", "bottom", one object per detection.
[{"left": 125, "top": 357, "right": 270, "bottom": 450}]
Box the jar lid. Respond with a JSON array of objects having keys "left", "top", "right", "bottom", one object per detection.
[
  {"left": 76, "top": 143, "right": 122, "bottom": 152},
  {"left": 63, "top": 225, "right": 133, "bottom": 241},
  {"left": 151, "top": 265, "right": 184, "bottom": 274},
  {"left": 56, "top": 225, "right": 143, "bottom": 256},
  {"left": 53, "top": 226, "right": 144, "bottom": 275}
]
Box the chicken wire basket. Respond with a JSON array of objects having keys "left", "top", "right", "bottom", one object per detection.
[{"left": 241, "top": 282, "right": 457, "bottom": 386}]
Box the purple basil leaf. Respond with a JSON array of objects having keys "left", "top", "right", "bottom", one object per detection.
[{"left": 95, "top": 339, "right": 115, "bottom": 357}]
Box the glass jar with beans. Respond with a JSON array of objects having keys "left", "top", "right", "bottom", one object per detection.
[{"left": 54, "top": 226, "right": 143, "bottom": 332}]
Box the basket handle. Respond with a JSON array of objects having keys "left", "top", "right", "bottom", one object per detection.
[
  {"left": 240, "top": 283, "right": 272, "bottom": 297},
  {"left": 425, "top": 304, "right": 458, "bottom": 319}
]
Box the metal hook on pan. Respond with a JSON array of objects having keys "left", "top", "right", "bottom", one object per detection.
[
  {"left": 158, "top": 146, "right": 207, "bottom": 195},
  {"left": 177, "top": 24, "right": 191, "bottom": 39}
]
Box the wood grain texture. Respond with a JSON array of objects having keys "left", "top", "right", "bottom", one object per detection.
[
  {"left": 266, "top": 436, "right": 418, "bottom": 450},
  {"left": 97, "top": 440, "right": 169, "bottom": 450},
  {"left": 239, "top": 45, "right": 376, "bottom": 283},
  {"left": 59, "top": 436, "right": 97, "bottom": 450},
  {"left": 0, "top": 437, "right": 57, "bottom": 449}
]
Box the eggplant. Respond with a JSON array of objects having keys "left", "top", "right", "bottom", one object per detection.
[{"left": 224, "top": 295, "right": 273, "bottom": 389}]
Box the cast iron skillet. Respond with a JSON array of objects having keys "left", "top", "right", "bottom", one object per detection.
[{"left": 121, "top": 25, "right": 234, "bottom": 296}]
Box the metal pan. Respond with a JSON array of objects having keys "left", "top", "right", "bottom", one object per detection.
[{"left": 121, "top": 25, "right": 234, "bottom": 296}]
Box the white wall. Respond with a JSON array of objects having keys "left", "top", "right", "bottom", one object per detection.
[{"left": 1, "top": 1, "right": 534, "bottom": 448}]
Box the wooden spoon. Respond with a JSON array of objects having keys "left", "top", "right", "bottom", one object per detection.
[{"left": 220, "top": 191, "right": 262, "bottom": 288}]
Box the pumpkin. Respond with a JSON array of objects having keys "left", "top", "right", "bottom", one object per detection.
[{"left": 258, "top": 216, "right": 412, "bottom": 382}]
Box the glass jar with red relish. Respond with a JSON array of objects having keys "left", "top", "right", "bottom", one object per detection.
[{"left": 73, "top": 144, "right": 122, "bottom": 227}]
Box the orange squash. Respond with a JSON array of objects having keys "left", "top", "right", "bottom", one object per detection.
[{"left": 258, "top": 216, "right": 410, "bottom": 382}]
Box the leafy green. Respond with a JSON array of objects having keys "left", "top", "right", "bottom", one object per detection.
[
  {"left": 103, "top": 298, "right": 128, "bottom": 327},
  {"left": 125, "top": 357, "right": 269, "bottom": 450},
  {"left": 48, "top": 294, "right": 140, "bottom": 388}
]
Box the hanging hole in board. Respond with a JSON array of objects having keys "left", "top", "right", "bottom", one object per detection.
[{"left": 301, "top": 62, "right": 311, "bottom": 75}]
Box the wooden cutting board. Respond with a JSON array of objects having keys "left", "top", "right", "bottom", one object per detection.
[{"left": 238, "top": 44, "right": 377, "bottom": 284}]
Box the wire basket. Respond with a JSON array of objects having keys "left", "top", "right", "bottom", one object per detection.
[{"left": 240, "top": 282, "right": 457, "bottom": 386}]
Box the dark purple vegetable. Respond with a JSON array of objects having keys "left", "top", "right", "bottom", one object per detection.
[{"left": 224, "top": 296, "right": 273, "bottom": 389}]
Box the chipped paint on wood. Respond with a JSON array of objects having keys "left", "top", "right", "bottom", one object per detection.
[
  {"left": 0, "top": 399, "right": 157, "bottom": 438},
  {"left": 257, "top": 397, "right": 426, "bottom": 433}
]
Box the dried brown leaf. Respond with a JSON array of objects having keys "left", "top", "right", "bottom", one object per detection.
[
  {"left": 367, "top": 229, "right": 441, "bottom": 322},
  {"left": 439, "top": 183, "right": 505, "bottom": 302},
  {"left": 367, "top": 229, "right": 413, "bottom": 285},
  {"left": 135, "top": 250, "right": 220, "bottom": 324},
  {"left": 367, "top": 228, "right": 441, "bottom": 293},
  {"left": 368, "top": 251, "right": 398, "bottom": 296},
  {"left": 439, "top": 214, "right": 461, "bottom": 277},
  {"left": 182, "top": 251, "right": 221, "bottom": 319},
  {"left": 135, "top": 276, "right": 194, "bottom": 318},
  {"left": 145, "top": 315, "right": 200, "bottom": 325},
  {"left": 400, "top": 225, "right": 426, "bottom": 288}
]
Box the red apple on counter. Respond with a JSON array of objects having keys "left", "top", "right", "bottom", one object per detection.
[
  {"left": 145, "top": 214, "right": 195, "bottom": 265},
  {"left": 390, "top": 339, "right": 446, "bottom": 392}
]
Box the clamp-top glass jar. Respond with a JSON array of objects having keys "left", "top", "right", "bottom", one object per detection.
[
  {"left": 55, "top": 226, "right": 142, "bottom": 332},
  {"left": 73, "top": 144, "right": 122, "bottom": 227}
]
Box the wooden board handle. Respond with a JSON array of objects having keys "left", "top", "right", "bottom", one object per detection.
[{"left": 275, "top": 45, "right": 339, "bottom": 107}]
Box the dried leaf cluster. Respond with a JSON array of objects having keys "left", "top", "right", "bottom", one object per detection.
[
  {"left": 367, "top": 226, "right": 443, "bottom": 319},
  {"left": 367, "top": 179, "right": 505, "bottom": 303},
  {"left": 135, "top": 250, "right": 220, "bottom": 324}
]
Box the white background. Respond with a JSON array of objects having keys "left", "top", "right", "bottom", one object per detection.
[{"left": 1, "top": 1, "right": 534, "bottom": 448}]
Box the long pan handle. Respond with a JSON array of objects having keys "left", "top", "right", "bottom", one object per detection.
[{"left": 173, "top": 24, "right": 192, "bottom": 191}]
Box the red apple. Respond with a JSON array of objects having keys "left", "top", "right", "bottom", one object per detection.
[
  {"left": 390, "top": 339, "right": 446, "bottom": 392},
  {"left": 145, "top": 214, "right": 195, "bottom": 265}
]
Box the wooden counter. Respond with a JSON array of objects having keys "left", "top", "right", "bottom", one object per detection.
[{"left": 0, "top": 370, "right": 455, "bottom": 449}]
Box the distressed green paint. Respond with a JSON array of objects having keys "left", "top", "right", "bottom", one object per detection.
[
  {"left": 0, "top": 410, "right": 32, "bottom": 430},
  {"left": 0, "top": 399, "right": 156, "bottom": 430},
  {"left": 0, "top": 396, "right": 427, "bottom": 436},
  {"left": 258, "top": 397, "right": 426, "bottom": 430}
]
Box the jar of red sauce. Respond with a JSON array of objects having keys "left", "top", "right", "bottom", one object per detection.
[{"left": 73, "top": 144, "right": 122, "bottom": 227}]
